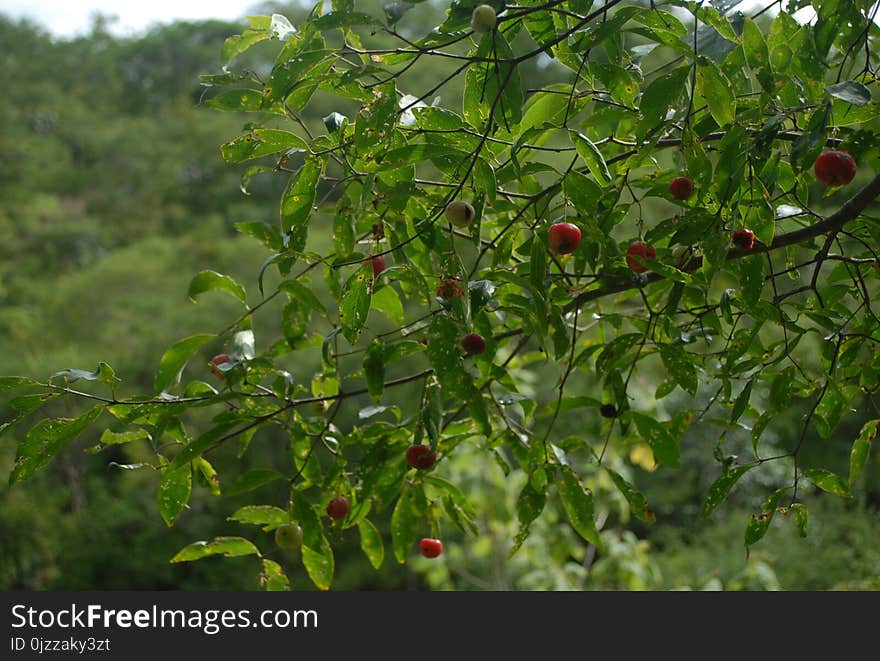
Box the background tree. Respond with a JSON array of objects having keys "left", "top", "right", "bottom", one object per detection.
[{"left": 1, "top": 0, "right": 878, "bottom": 590}]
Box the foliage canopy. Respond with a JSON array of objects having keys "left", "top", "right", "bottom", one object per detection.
[{"left": 3, "top": 0, "right": 879, "bottom": 590}]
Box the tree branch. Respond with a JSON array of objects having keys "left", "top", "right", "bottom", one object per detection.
[{"left": 564, "top": 173, "right": 880, "bottom": 313}]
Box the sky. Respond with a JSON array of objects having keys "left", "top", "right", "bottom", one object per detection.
[
  {"left": 2, "top": 1, "right": 874, "bottom": 39},
  {"left": 0, "top": 0, "right": 262, "bottom": 37}
]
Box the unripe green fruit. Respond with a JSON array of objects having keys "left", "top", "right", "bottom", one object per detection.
[
  {"left": 444, "top": 200, "right": 475, "bottom": 228},
  {"left": 275, "top": 523, "right": 303, "bottom": 549},
  {"left": 471, "top": 4, "right": 497, "bottom": 34}
]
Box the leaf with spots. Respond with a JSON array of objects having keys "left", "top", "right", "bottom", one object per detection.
[
  {"left": 511, "top": 480, "right": 546, "bottom": 555},
  {"left": 804, "top": 468, "right": 850, "bottom": 497},
  {"left": 358, "top": 519, "right": 385, "bottom": 570},
  {"left": 259, "top": 559, "right": 290, "bottom": 591},
  {"left": 280, "top": 156, "right": 322, "bottom": 250},
  {"left": 158, "top": 462, "right": 192, "bottom": 527},
  {"left": 606, "top": 468, "right": 655, "bottom": 523},
  {"left": 745, "top": 488, "right": 785, "bottom": 548},
  {"left": 340, "top": 264, "right": 373, "bottom": 344},
  {"left": 170, "top": 536, "right": 261, "bottom": 562},
  {"left": 9, "top": 405, "right": 103, "bottom": 484},
  {"left": 701, "top": 464, "right": 753, "bottom": 518},
  {"left": 659, "top": 343, "right": 698, "bottom": 396},
  {"left": 849, "top": 419, "right": 877, "bottom": 487},
  {"left": 557, "top": 466, "right": 601, "bottom": 546},
  {"left": 631, "top": 412, "right": 680, "bottom": 468}
]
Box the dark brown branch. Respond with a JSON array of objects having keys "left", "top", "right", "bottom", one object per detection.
[{"left": 564, "top": 173, "right": 880, "bottom": 313}]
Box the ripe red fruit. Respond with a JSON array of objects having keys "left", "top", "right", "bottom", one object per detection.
[
  {"left": 626, "top": 241, "right": 656, "bottom": 273},
  {"left": 210, "top": 354, "right": 232, "bottom": 379},
  {"left": 669, "top": 176, "right": 694, "bottom": 200},
  {"left": 814, "top": 150, "right": 856, "bottom": 187},
  {"left": 461, "top": 332, "right": 486, "bottom": 356},
  {"left": 326, "top": 496, "right": 350, "bottom": 520},
  {"left": 547, "top": 222, "right": 582, "bottom": 255},
  {"left": 419, "top": 538, "right": 443, "bottom": 558},
  {"left": 732, "top": 229, "right": 756, "bottom": 250},
  {"left": 405, "top": 444, "right": 437, "bottom": 470},
  {"left": 371, "top": 255, "right": 386, "bottom": 278}
]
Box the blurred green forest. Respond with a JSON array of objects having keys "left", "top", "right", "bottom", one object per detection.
[{"left": 0, "top": 2, "right": 877, "bottom": 591}]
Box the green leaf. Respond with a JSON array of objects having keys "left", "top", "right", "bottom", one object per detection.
[
  {"left": 512, "top": 481, "right": 546, "bottom": 554},
  {"left": 171, "top": 536, "right": 261, "bottom": 562},
  {"left": 371, "top": 286, "right": 404, "bottom": 326},
  {"left": 323, "top": 111, "right": 347, "bottom": 133},
  {"left": 701, "top": 465, "right": 753, "bottom": 518},
  {"left": 290, "top": 491, "right": 334, "bottom": 590},
  {"left": 340, "top": 265, "right": 372, "bottom": 344},
  {"left": 791, "top": 503, "right": 809, "bottom": 538},
  {"left": 426, "top": 315, "right": 464, "bottom": 394},
  {"left": 849, "top": 419, "right": 878, "bottom": 487},
  {"left": 645, "top": 259, "right": 693, "bottom": 284},
  {"left": 636, "top": 66, "right": 690, "bottom": 140},
  {"left": 228, "top": 505, "right": 289, "bottom": 531},
  {"left": 225, "top": 469, "right": 285, "bottom": 497},
  {"left": 631, "top": 412, "right": 680, "bottom": 468},
  {"left": 364, "top": 338, "right": 385, "bottom": 402},
  {"left": 804, "top": 468, "right": 850, "bottom": 497},
  {"left": 606, "top": 468, "right": 654, "bottom": 522},
  {"left": 0, "top": 376, "right": 41, "bottom": 392},
  {"left": 222, "top": 27, "right": 269, "bottom": 63},
  {"left": 9, "top": 405, "right": 103, "bottom": 484},
  {"left": 696, "top": 56, "right": 735, "bottom": 126},
  {"left": 596, "top": 333, "right": 644, "bottom": 375},
  {"left": 358, "top": 519, "right": 385, "bottom": 570},
  {"left": 97, "top": 428, "right": 150, "bottom": 447},
  {"left": 790, "top": 103, "right": 829, "bottom": 173},
  {"left": 557, "top": 467, "right": 601, "bottom": 546},
  {"left": 378, "top": 143, "right": 460, "bottom": 168},
  {"left": 259, "top": 558, "right": 290, "bottom": 591},
  {"left": 278, "top": 280, "right": 326, "bottom": 315},
  {"left": 301, "top": 545, "right": 334, "bottom": 591},
  {"left": 564, "top": 171, "right": 602, "bottom": 215},
  {"left": 280, "top": 156, "right": 322, "bottom": 249},
  {"left": 391, "top": 486, "right": 424, "bottom": 563},
  {"left": 569, "top": 131, "right": 612, "bottom": 185},
  {"left": 154, "top": 334, "right": 216, "bottom": 394},
  {"left": 263, "top": 49, "right": 333, "bottom": 106},
  {"left": 736, "top": 254, "right": 764, "bottom": 309},
  {"left": 158, "top": 462, "right": 192, "bottom": 527},
  {"left": 745, "top": 488, "right": 785, "bottom": 548},
  {"left": 221, "top": 129, "right": 307, "bottom": 163},
  {"left": 188, "top": 270, "right": 247, "bottom": 306},
  {"left": 659, "top": 344, "right": 698, "bottom": 396},
  {"left": 826, "top": 81, "right": 872, "bottom": 106},
  {"left": 206, "top": 89, "right": 273, "bottom": 113},
  {"left": 730, "top": 380, "right": 753, "bottom": 423},
  {"left": 462, "top": 32, "right": 523, "bottom": 130}
]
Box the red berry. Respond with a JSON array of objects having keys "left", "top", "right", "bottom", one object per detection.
[
  {"left": 371, "top": 255, "right": 386, "bottom": 278},
  {"left": 326, "top": 496, "right": 350, "bottom": 520},
  {"left": 419, "top": 538, "right": 443, "bottom": 558},
  {"left": 814, "top": 151, "right": 857, "bottom": 187},
  {"left": 626, "top": 241, "right": 656, "bottom": 273},
  {"left": 405, "top": 444, "right": 437, "bottom": 470},
  {"left": 547, "top": 222, "right": 582, "bottom": 255},
  {"left": 732, "top": 229, "right": 756, "bottom": 250},
  {"left": 210, "top": 354, "right": 232, "bottom": 379},
  {"left": 669, "top": 176, "right": 694, "bottom": 200},
  {"left": 461, "top": 332, "right": 486, "bottom": 356}
]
